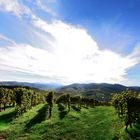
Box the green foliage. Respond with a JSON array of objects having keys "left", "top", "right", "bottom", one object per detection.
[
  {"left": 1, "top": 87, "right": 140, "bottom": 140},
  {"left": 56, "top": 94, "right": 71, "bottom": 110},
  {"left": 14, "top": 88, "right": 45, "bottom": 117},
  {"left": 0, "top": 88, "right": 15, "bottom": 111},
  {"left": 112, "top": 90, "right": 140, "bottom": 130},
  {"left": 0, "top": 87, "right": 45, "bottom": 117},
  {"left": 46, "top": 92, "right": 54, "bottom": 119}
]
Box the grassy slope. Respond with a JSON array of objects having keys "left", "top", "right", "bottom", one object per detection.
[{"left": 0, "top": 105, "right": 138, "bottom": 140}]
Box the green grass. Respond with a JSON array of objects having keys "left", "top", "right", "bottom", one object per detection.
[
  {"left": 0, "top": 105, "right": 138, "bottom": 140},
  {"left": 0, "top": 107, "right": 16, "bottom": 130},
  {"left": 119, "top": 123, "right": 140, "bottom": 140}
]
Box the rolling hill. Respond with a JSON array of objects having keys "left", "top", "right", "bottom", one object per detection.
[
  {"left": 0, "top": 81, "right": 62, "bottom": 90},
  {"left": 57, "top": 83, "right": 140, "bottom": 100},
  {"left": 0, "top": 81, "right": 140, "bottom": 100}
]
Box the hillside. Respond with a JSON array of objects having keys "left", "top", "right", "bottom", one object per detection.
[
  {"left": 0, "top": 105, "right": 128, "bottom": 140},
  {"left": 0, "top": 81, "right": 62, "bottom": 90},
  {"left": 1, "top": 81, "right": 140, "bottom": 100},
  {"left": 57, "top": 83, "right": 140, "bottom": 100}
]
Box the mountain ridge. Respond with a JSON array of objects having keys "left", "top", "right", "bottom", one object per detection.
[
  {"left": 57, "top": 83, "right": 140, "bottom": 100},
  {"left": 0, "top": 81, "right": 140, "bottom": 100},
  {"left": 0, "top": 81, "right": 62, "bottom": 90}
]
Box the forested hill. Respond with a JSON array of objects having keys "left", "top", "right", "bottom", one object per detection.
[
  {"left": 0, "top": 81, "right": 62, "bottom": 90},
  {"left": 1, "top": 81, "right": 140, "bottom": 100},
  {"left": 57, "top": 83, "right": 140, "bottom": 100}
]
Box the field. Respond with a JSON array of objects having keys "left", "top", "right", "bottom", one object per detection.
[{"left": 0, "top": 104, "right": 139, "bottom": 140}]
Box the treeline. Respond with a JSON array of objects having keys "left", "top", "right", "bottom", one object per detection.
[
  {"left": 46, "top": 93, "right": 106, "bottom": 119},
  {"left": 0, "top": 86, "right": 107, "bottom": 119},
  {"left": 2, "top": 85, "right": 140, "bottom": 128},
  {"left": 112, "top": 90, "right": 140, "bottom": 130},
  {"left": 0, "top": 87, "right": 46, "bottom": 116},
  {"left": 56, "top": 94, "right": 101, "bottom": 110}
]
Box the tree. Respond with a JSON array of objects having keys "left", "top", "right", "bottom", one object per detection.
[
  {"left": 46, "top": 91, "right": 54, "bottom": 119},
  {"left": 112, "top": 90, "right": 139, "bottom": 129},
  {"left": 56, "top": 94, "right": 71, "bottom": 110},
  {"left": 0, "top": 88, "right": 4, "bottom": 112},
  {"left": 67, "top": 94, "right": 70, "bottom": 111}
]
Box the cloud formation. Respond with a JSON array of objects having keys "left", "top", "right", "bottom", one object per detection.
[
  {"left": 0, "top": 0, "right": 31, "bottom": 17},
  {"left": 0, "top": 21, "right": 139, "bottom": 84},
  {"left": 0, "top": 0, "right": 56, "bottom": 17},
  {"left": 0, "top": 0, "right": 140, "bottom": 84},
  {"left": 34, "top": 0, "right": 57, "bottom": 16}
]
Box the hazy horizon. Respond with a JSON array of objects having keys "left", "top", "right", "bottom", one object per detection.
[{"left": 0, "top": 80, "right": 139, "bottom": 87}]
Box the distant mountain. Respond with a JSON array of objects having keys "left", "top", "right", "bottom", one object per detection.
[
  {"left": 57, "top": 83, "right": 140, "bottom": 100},
  {"left": 0, "top": 81, "right": 62, "bottom": 90},
  {"left": 1, "top": 81, "right": 140, "bottom": 100}
]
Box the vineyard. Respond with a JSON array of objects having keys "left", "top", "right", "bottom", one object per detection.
[{"left": 0, "top": 87, "right": 140, "bottom": 140}]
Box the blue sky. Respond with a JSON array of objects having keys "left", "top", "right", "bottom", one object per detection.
[{"left": 0, "top": 0, "right": 140, "bottom": 85}]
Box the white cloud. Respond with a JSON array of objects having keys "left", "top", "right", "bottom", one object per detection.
[
  {"left": 0, "top": 22, "right": 139, "bottom": 84},
  {"left": 0, "top": 0, "right": 140, "bottom": 84},
  {"left": 0, "top": 34, "right": 15, "bottom": 44},
  {"left": 35, "top": 0, "right": 57, "bottom": 16},
  {"left": 0, "top": 0, "right": 57, "bottom": 17},
  {"left": 0, "top": 0, "right": 31, "bottom": 17},
  {"left": 128, "top": 44, "right": 140, "bottom": 60}
]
